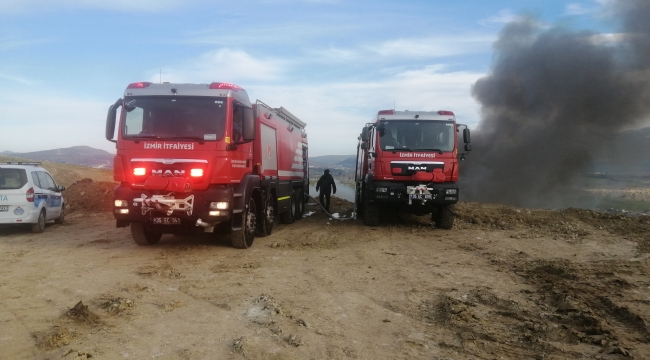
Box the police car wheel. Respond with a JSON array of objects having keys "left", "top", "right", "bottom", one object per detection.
[
  {"left": 55, "top": 204, "right": 65, "bottom": 225},
  {"left": 31, "top": 210, "right": 46, "bottom": 233}
]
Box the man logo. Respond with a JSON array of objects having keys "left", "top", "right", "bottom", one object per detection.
[
  {"left": 152, "top": 169, "right": 185, "bottom": 177},
  {"left": 408, "top": 166, "right": 427, "bottom": 171}
]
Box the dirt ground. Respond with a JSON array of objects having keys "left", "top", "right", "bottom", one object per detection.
[{"left": 1, "top": 180, "right": 650, "bottom": 359}]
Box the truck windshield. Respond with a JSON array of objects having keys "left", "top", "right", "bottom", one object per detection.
[
  {"left": 379, "top": 120, "right": 455, "bottom": 152},
  {"left": 122, "top": 96, "right": 227, "bottom": 141}
]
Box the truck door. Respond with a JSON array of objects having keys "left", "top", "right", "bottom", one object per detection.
[{"left": 260, "top": 123, "right": 278, "bottom": 177}]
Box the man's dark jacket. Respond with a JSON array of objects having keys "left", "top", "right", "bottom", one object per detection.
[{"left": 316, "top": 172, "right": 336, "bottom": 194}]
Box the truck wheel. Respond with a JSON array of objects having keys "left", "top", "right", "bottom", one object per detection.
[
  {"left": 280, "top": 190, "right": 295, "bottom": 224},
  {"left": 231, "top": 197, "right": 257, "bottom": 249},
  {"left": 256, "top": 200, "right": 274, "bottom": 236},
  {"left": 355, "top": 185, "right": 364, "bottom": 217},
  {"left": 131, "top": 222, "right": 162, "bottom": 245},
  {"left": 31, "top": 210, "right": 46, "bottom": 233},
  {"left": 435, "top": 204, "right": 456, "bottom": 230},
  {"left": 363, "top": 194, "right": 379, "bottom": 227},
  {"left": 294, "top": 188, "right": 304, "bottom": 221},
  {"left": 55, "top": 204, "right": 65, "bottom": 225}
]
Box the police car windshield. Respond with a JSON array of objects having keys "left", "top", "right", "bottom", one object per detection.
[
  {"left": 379, "top": 120, "right": 455, "bottom": 152},
  {"left": 122, "top": 96, "right": 227, "bottom": 141}
]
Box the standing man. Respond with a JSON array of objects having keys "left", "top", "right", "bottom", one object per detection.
[{"left": 316, "top": 169, "right": 337, "bottom": 213}]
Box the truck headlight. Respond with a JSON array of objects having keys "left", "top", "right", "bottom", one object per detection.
[
  {"left": 376, "top": 187, "right": 388, "bottom": 193},
  {"left": 445, "top": 189, "right": 458, "bottom": 195},
  {"left": 210, "top": 202, "right": 229, "bottom": 210},
  {"left": 114, "top": 200, "right": 128, "bottom": 208}
]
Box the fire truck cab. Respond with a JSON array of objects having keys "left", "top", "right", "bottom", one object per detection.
[
  {"left": 355, "top": 109, "right": 471, "bottom": 227},
  {"left": 106, "top": 82, "right": 308, "bottom": 248}
]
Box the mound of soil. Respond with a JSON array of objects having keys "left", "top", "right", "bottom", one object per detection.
[{"left": 64, "top": 178, "right": 117, "bottom": 214}]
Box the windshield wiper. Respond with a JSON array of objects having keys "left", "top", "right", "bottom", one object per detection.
[
  {"left": 130, "top": 134, "right": 161, "bottom": 139},
  {"left": 418, "top": 148, "right": 444, "bottom": 154},
  {"left": 164, "top": 136, "right": 206, "bottom": 144}
]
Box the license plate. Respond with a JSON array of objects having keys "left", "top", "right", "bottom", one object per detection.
[
  {"left": 153, "top": 217, "right": 181, "bottom": 225},
  {"left": 0, "top": 205, "right": 7, "bottom": 212},
  {"left": 409, "top": 194, "right": 433, "bottom": 200}
]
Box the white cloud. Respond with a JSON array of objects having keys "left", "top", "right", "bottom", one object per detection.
[
  {"left": 304, "top": 35, "right": 494, "bottom": 65},
  {"left": 367, "top": 35, "right": 494, "bottom": 59},
  {"left": 478, "top": 9, "right": 523, "bottom": 26},
  {"left": 246, "top": 66, "right": 484, "bottom": 156},
  {"left": 0, "top": 73, "right": 34, "bottom": 85},
  {"left": 0, "top": 0, "right": 186, "bottom": 13},
  {"left": 0, "top": 89, "right": 114, "bottom": 153},
  {"left": 0, "top": 36, "right": 54, "bottom": 51},
  {"left": 566, "top": 0, "right": 614, "bottom": 17},
  {"left": 151, "top": 48, "right": 286, "bottom": 84},
  {"left": 0, "top": 64, "right": 484, "bottom": 156}
]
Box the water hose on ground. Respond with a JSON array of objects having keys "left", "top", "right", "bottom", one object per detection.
[{"left": 307, "top": 195, "right": 354, "bottom": 221}]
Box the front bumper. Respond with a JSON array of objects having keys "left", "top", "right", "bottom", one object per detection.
[
  {"left": 112, "top": 184, "right": 233, "bottom": 229},
  {"left": 369, "top": 181, "right": 459, "bottom": 205}
]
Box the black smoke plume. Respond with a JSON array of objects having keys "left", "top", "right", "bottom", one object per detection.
[{"left": 462, "top": 0, "right": 650, "bottom": 208}]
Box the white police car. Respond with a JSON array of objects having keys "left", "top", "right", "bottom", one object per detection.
[{"left": 0, "top": 162, "right": 66, "bottom": 233}]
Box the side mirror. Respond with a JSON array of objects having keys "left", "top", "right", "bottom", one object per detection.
[
  {"left": 464, "top": 144, "right": 472, "bottom": 152},
  {"left": 56, "top": 185, "right": 66, "bottom": 192},
  {"left": 360, "top": 142, "right": 367, "bottom": 150},
  {"left": 463, "top": 128, "right": 471, "bottom": 144},
  {"left": 106, "top": 98, "right": 122, "bottom": 143},
  {"left": 361, "top": 127, "right": 369, "bottom": 142},
  {"left": 242, "top": 107, "right": 255, "bottom": 142}
]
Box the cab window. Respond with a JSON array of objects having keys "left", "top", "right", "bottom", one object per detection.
[{"left": 232, "top": 105, "right": 244, "bottom": 142}]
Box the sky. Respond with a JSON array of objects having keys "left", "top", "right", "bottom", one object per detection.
[{"left": 0, "top": 0, "right": 617, "bottom": 156}]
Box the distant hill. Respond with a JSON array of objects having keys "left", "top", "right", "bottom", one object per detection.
[
  {"left": 309, "top": 155, "right": 356, "bottom": 169},
  {"left": 0, "top": 146, "right": 113, "bottom": 168},
  {"left": 0, "top": 154, "right": 113, "bottom": 187}
]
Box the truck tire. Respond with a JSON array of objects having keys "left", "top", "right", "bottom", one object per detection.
[
  {"left": 280, "top": 190, "right": 295, "bottom": 224},
  {"left": 363, "top": 193, "right": 379, "bottom": 226},
  {"left": 355, "top": 184, "right": 364, "bottom": 217},
  {"left": 131, "top": 222, "right": 162, "bottom": 245},
  {"left": 435, "top": 204, "right": 455, "bottom": 230},
  {"left": 294, "top": 188, "right": 304, "bottom": 221},
  {"left": 256, "top": 200, "right": 274, "bottom": 237},
  {"left": 31, "top": 210, "right": 46, "bottom": 233},
  {"left": 231, "top": 197, "right": 257, "bottom": 249}
]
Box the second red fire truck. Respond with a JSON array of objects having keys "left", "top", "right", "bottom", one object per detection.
[
  {"left": 105, "top": 82, "right": 308, "bottom": 248},
  {"left": 355, "top": 109, "right": 471, "bottom": 227}
]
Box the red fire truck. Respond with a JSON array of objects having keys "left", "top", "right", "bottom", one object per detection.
[
  {"left": 105, "top": 82, "right": 308, "bottom": 248},
  {"left": 355, "top": 110, "right": 471, "bottom": 227}
]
